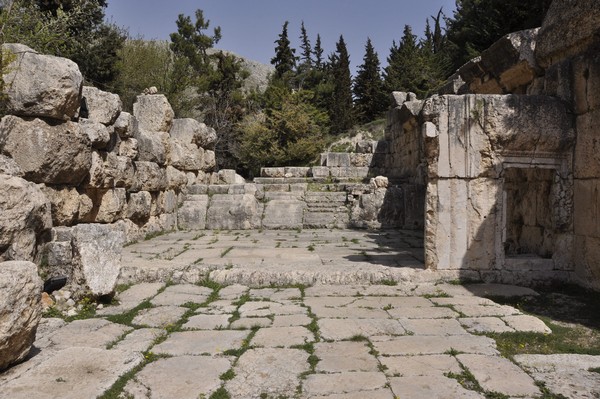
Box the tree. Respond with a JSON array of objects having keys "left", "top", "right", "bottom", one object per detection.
[
  {"left": 445, "top": 0, "right": 552, "bottom": 72},
  {"left": 353, "top": 38, "right": 387, "bottom": 123},
  {"left": 329, "top": 35, "right": 354, "bottom": 134},
  {"left": 298, "top": 21, "right": 312, "bottom": 67},
  {"left": 114, "top": 39, "right": 175, "bottom": 111},
  {"left": 383, "top": 25, "right": 426, "bottom": 97},
  {"left": 239, "top": 89, "right": 327, "bottom": 175},
  {"left": 271, "top": 21, "right": 296, "bottom": 80},
  {"left": 314, "top": 34, "right": 324, "bottom": 70},
  {"left": 0, "top": 0, "right": 126, "bottom": 89}
]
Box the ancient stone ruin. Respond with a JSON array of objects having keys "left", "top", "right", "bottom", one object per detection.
[{"left": 0, "top": 0, "right": 598, "bottom": 373}]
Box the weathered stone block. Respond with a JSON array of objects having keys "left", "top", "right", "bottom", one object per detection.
[
  {"left": 202, "top": 150, "right": 216, "bottom": 172},
  {"left": 72, "top": 223, "right": 125, "bottom": 297},
  {"left": 81, "top": 86, "right": 122, "bottom": 126},
  {"left": 38, "top": 185, "right": 83, "bottom": 226},
  {"left": 263, "top": 200, "right": 305, "bottom": 229},
  {"left": 80, "top": 119, "right": 112, "bottom": 150},
  {"left": 132, "top": 162, "right": 168, "bottom": 192},
  {"left": 0, "top": 175, "right": 51, "bottom": 262},
  {"left": 0, "top": 261, "right": 42, "bottom": 371},
  {"left": 165, "top": 165, "right": 188, "bottom": 191},
  {"left": 169, "top": 138, "right": 203, "bottom": 171},
  {"left": 178, "top": 195, "right": 209, "bottom": 230},
  {"left": 2, "top": 43, "right": 82, "bottom": 121},
  {"left": 118, "top": 138, "right": 138, "bottom": 159},
  {"left": 326, "top": 152, "right": 350, "bottom": 167},
  {"left": 206, "top": 194, "right": 263, "bottom": 230},
  {"left": 170, "top": 118, "right": 216, "bottom": 149},
  {"left": 95, "top": 188, "right": 127, "bottom": 223},
  {"left": 113, "top": 111, "right": 134, "bottom": 139},
  {"left": 88, "top": 152, "right": 135, "bottom": 189},
  {"left": 0, "top": 116, "right": 92, "bottom": 185},
  {"left": 134, "top": 129, "right": 168, "bottom": 165},
  {"left": 133, "top": 94, "right": 174, "bottom": 132},
  {"left": 126, "top": 191, "right": 152, "bottom": 222}
]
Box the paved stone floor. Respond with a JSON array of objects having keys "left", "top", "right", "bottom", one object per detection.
[{"left": 1, "top": 230, "right": 599, "bottom": 398}]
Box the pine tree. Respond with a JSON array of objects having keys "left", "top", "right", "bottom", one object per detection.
[
  {"left": 383, "top": 25, "right": 424, "bottom": 96},
  {"left": 314, "top": 34, "right": 324, "bottom": 70},
  {"left": 271, "top": 21, "right": 296, "bottom": 79},
  {"left": 329, "top": 35, "right": 354, "bottom": 134},
  {"left": 353, "top": 38, "right": 387, "bottom": 123},
  {"left": 299, "top": 21, "right": 312, "bottom": 67}
]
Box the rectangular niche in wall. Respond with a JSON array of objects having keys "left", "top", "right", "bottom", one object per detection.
[{"left": 503, "top": 167, "right": 555, "bottom": 259}]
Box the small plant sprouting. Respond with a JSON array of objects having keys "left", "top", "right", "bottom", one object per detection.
[{"left": 220, "top": 246, "right": 234, "bottom": 258}]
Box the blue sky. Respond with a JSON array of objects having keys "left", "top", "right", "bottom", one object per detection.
[{"left": 105, "top": 0, "right": 456, "bottom": 74}]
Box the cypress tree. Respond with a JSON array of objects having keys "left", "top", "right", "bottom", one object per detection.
[
  {"left": 353, "top": 38, "right": 387, "bottom": 123},
  {"left": 299, "top": 21, "right": 312, "bottom": 67},
  {"left": 329, "top": 35, "right": 354, "bottom": 134},
  {"left": 271, "top": 21, "right": 296, "bottom": 79},
  {"left": 383, "top": 25, "right": 423, "bottom": 96}
]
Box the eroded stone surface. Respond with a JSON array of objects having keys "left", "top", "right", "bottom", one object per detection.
[
  {"left": 226, "top": 348, "right": 308, "bottom": 399},
  {"left": 389, "top": 375, "right": 485, "bottom": 399},
  {"left": 153, "top": 330, "right": 247, "bottom": 356}
]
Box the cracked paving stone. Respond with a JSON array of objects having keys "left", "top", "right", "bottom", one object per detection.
[
  {"left": 314, "top": 341, "right": 379, "bottom": 372},
  {"left": 373, "top": 335, "right": 499, "bottom": 356},
  {"left": 230, "top": 317, "right": 272, "bottom": 329},
  {"left": 219, "top": 283, "right": 249, "bottom": 300},
  {"left": 302, "top": 372, "right": 388, "bottom": 397},
  {"left": 457, "top": 354, "right": 541, "bottom": 397},
  {"left": 97, "top": 282, "right": 164, "bottom": 316},
  {"left": 153, "top": 330, "right": 247, "bottom": 356},
  {"left": 150, "top": 284, "right": 212, "bottom": 306},
  {"left": 387, "top": 306, "right": 457, "bottom": 319},
  {"left": 380, "top": 354, "right": 462, "bottom": 376},
  {"left": 132, "top": 305, "right": 186, "bottom": 328},
  {"left": 123, "top": 355, "right": 231, "bottom": 399},
  {"left": 182, "top": 314, "right": 230, "bottom": 330},
  {"left": 238, "top": 300, "right": 306, "bottom": 317},
  {"left": 459, "top": 317, "right": 515, "bottom": 333},
  {"left": 318, "top": 318, "right": 405, "bottom": 340},
  {"left": 272, "top": 314, "right": 313, "bottom": 327},
  {"left": 113, "top": 328, "right": 164, "bottom": 352},
  {"left": 251, "top": 326, "right": 314, "bottom": 347},
  {"left": 502, "top": 315, "right": 552, "bottom": 333},
  {"left": 47, "top": 319, "right": 131, "bottom": 349},
  {"left": 226, "top": 348, "right": 308, "bottom": 399},
  {"left": 311, "top": 305, "right": 391, "bottom": 319},
  {"left": 452, "top": 304, "right": 521, "bottom": 317},
  {"left": 389, "top": 375, "right": 485, "bottom": 399},
  {"left": 301, "top": 389, "right": 395, "bottom": 399},
  {"left": 0, "top": 348, "right": 143, "bottom": 399},
  {"left": 249, "top": 287, "right": 302, "bottom": 300},
  {"left": 401, "top": 318, "right": 469, "bottom": 335}
]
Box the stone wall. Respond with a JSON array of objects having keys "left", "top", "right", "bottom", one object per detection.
[
  {"left": 532, "top": 0, "right": 600, "bottom": 289},
  {"left": 0, "top": 43, "right": 220, "bottom": 296},
  {"left": 381, "top": 0, "right": 600, "bottom": 288}
]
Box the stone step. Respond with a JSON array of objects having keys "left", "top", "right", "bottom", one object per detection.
[{"left": 304, "top": 192, "right": 348, "bottom": 203}]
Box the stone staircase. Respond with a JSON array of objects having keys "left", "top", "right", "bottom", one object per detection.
[{"left": 176, "top": 148, "right": 422, "bottom": 231}]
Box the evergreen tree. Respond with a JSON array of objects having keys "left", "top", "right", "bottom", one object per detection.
[
  {"left": 271, "top": 21, "right": 296, "bottom": 79},
  {"left": 383, "top": 25, "right": 424, "bottom": 97},
  {"left": 329, "top": 35, "right": 354, "bottom": 134},
  {"left": 353, "top": 38, "right": 387, "bottom": 122},
  {"left": 314, "top": 34, "right": 324, "bottom": 70},
  {"left": 299, "top": 21, "right": 312, "bottom": 67}
]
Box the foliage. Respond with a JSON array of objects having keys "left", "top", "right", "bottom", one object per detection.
[
  {"left": 113, "top": 39, "right": 174, "bottom": 111},
  {"left": 0, "top": 0, "right": 125, "bottom": 90},
  {"left": 353, "top": 38, "right": 387, "bottom": 122},
  {"left": 238, "top": 88, "right": 327, "bottom": 175}
]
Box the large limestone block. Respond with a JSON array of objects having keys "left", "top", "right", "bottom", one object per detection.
[
  {"left": 0, "top": 175, "right": 51, "bottom": 261},
  {"left": 79, "top": 119, "right": 112, "bottom": 149},
  {"left": 480, "top": 29, "right": 540, "bottom": 93},
  {"left": 134, "top": 129, "right": 168, "bottom": 165},
  {"left": 93, "top": 188, "right": 127, "bottom": 223},
  {"left": 0, "top": 116, "right": 92, "bottom": 185},
  {"left": 72, "top": 224, "right": 125, "bottom": 297},
  {"left": 2, "top": 43, "right": 82, "bottom": 121},
  {"left": 202, "top": 150, "right": 216, "bottom": 172},
  {"left": 38, "top": 185, "right": 85, "bottom": 226},
  {"left": 81, "top": 86, "right": 122, "bottom": 125},
  {"left": 133, "top": 94, "right": 174, "bottom": 132},
  {"left": 118, "top": 138, "right": 138, "bottom": 159},
  {"left": 0, "top": 261, "right": 42, "bottom": 371},
  {"left": 536, "top": 0, "right": 600, "bottom": 67},
  {"left": 263, "top": 200, "right": 305, "bottom": 229},
  {"left": 423, "top": 95, "right": 574, "bottom": 179},
  {"left": 178, "top": 195, "right": 209, "bottom": 230},
  {"left": 206, "top": 194, "right": 263, "bottom": 230},
  {"left": 166, "top": 165, "right": 188, "bottom": 190},
  {"left": 132, "top": 161, "right": 168, "bottom": 192},
  {"left": 170, "top": 118, "right": 217, "bottom": 149},
  {"left": 113, "top": 111, "right": 134, "bottom": 138},
  {"left": 0, "top": 154, "right": 22, "bottom": 176},
  {"left": 126, "top": 191, "right": 152, "bottom": 222},
  {"left": 88, "top": 152, "right": 134, "bottom": 189},
  {"left": 169, "top": 138, "right": 204, "bottom": 171}
]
